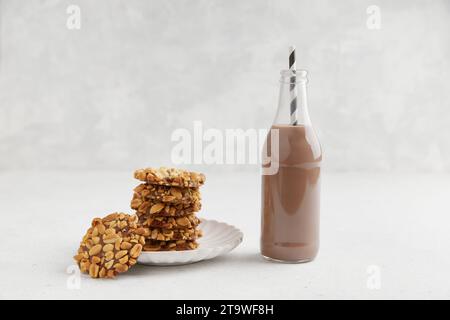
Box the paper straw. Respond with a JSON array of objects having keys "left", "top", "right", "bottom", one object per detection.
[{"left": 289, "top": 46, "right": 298, "bottom": 125}]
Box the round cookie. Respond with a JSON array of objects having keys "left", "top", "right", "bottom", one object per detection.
[
  {"left": 141, "top": 227, "right": 202, "bottom": 241},
  {"left": 74, "top": 213, "right": 145, "bottom": 279},
  {"left": 132, "top": 183, "right": 201, "bottom": 204},
  {"left": 138, "top": 214, "right": 201, "bottom": 229},
  {"left": 134, "top": 167, "right": 205, "bottom": 188},
  {"left": 143, "top": 239, "right": 199, "bottom": 251},
  {"left": 133, "top": 198, "right": 201, "bottom": 217}
]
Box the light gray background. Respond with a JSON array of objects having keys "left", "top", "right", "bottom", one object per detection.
[{"left": 1, "top": 0, "right": 449, "bottom": 172}]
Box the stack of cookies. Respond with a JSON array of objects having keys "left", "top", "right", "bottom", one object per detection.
[{"left": 131, "top": 167, "right": 206, "bottom": 252}]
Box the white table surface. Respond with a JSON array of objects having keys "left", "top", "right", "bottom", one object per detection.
[{"left": 0, "top": 170, "right": 449, "bottom": 300}]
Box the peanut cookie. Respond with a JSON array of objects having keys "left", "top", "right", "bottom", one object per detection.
[
  {"left": 138, "top": 214, "right": 201, "bottom": 229},
  {"left": 132, "top": 183, "right": 200, "bottom": 204},
  {"left": 143, "top": 239, "right": 199, "bottom": 251},
  {"left": 133, "top": 198, "right": 201, "bottom": 217},
  {"left": 74, "top": 213, "right": 145, "bottom": 279},
  {"left": 134, "top": 167, "right": 205, "bottom": 188},
  {"left": 140, "top": 227, "right": 202, "bottom": 241}
]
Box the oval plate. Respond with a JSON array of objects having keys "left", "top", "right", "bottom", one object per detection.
[{"left": 137, "top": 219, "right": 243, "bottom": 266}]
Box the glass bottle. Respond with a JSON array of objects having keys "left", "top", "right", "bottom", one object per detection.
[{"left": 260, "top": 69, "right": 322, "bottom": 263}]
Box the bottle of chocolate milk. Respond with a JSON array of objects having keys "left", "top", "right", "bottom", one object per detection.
[{"left": 261, "top": 53, "right": 322, "bottom": 263}]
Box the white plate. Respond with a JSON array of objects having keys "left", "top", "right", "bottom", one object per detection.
[{"left": 137, "top": 219, "right": 243, "bottom": 266}]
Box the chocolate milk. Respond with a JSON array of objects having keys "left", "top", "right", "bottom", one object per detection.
[{"left": 260, "top": 70, "right": 322, "bottom": 263}]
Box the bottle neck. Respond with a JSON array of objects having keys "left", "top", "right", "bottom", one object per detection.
[{"left": 273, "top": 69, "right": 311, "bottom": 126}]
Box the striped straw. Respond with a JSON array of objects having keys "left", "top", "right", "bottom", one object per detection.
[{"left": 289, "top": 46, "right": 298, "bottom": 125}]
